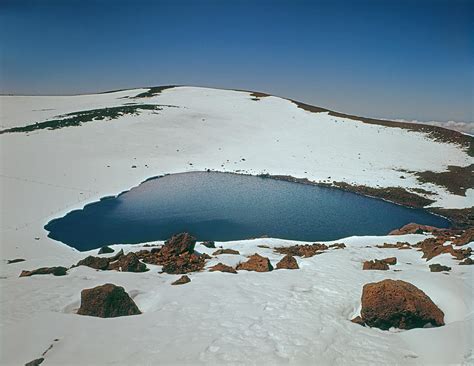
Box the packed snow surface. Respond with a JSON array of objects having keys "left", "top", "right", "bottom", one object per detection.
[{"left": 0, "top": 87, "right": 473, "bottom": 365}]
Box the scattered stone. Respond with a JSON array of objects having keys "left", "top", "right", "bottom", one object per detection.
[
  {"left": 429, "top": 264, "right": 452, "bottom": 272},
  {"left": 237, "top": 254, "right": 273, "bottom": 272},
  {"left": 362, "top": 260, "right": 389, "bottom": 271},
  {"left": 212, "top": 248, "right": 240, "bottom": 255},
  {"left": 171, "top": 275, "right": 191, "bottom": 285},
  {"left": 7, "top": 258, "right": 25, "bottom": 264},
  {"left": 25, "top": 358, "right": 44, "bottom": 366},
  {"left": 201, "top": 241, "right": 215, "bottom": 248},
  {"left": 459, "top": 258, "right": 473, "bottom": 265},
  {"left": 108, "top": 252, "right": 147, "bottom": 272},
  {"left": 20, "top": 266, "right": 68, "bottom": 277},
  {"left": 209, "top": 263, "right": 237, "bottom": 274},
  {"left": 275, "top": 243, "right": 328, "bottom": 257},
  {"left": 350, "top": 316, "right": 365, "bottom": 326},
  {"left": 98, "top": 246, "right": 114, "bottom": 254},
  {"left": 355, "top": 279, "right": 445, "bottom": 330},
  {"left": 329, "top": 243, "right": 346, "bottom": 249},
  {"left": 376, "top": 242, "right": 411, "bottom": 249},
  {"left": 257, "top": 244, "right": 270, "bottom": 249},
  {"left": 77, "top": 283, "right": 141, "bottom": 318},
  {"left": 276, "top": 255, "right": 299, "bottom": 269}
]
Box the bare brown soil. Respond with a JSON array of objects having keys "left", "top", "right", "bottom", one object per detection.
[{"left": 415, "top": 165, "right": 473, "bottom": 196}]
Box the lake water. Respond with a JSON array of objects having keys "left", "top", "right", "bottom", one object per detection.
[{"left": 45, "top": 172, "right": 450, "bottom": 251}]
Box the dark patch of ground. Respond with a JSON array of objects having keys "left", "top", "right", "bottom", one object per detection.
[
  {"left": 0, "top": 105, "right": 165, "bottom": 134},
  {"left": 132, "top": 86, "right": 176, "bottom": 98},
  {"left": 249, "top": 91, "right": 271, "bottom": 101},
  {"left": 415, "top": 165, "right": 473, "bottom": 196}
]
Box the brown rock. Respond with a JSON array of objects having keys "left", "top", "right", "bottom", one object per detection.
[
  {"left": 237, "top": 253, "right": 273, "bottom": 272},
  {"left": 20, "top": 266, "right": 67, "bottom": 277},
  {"left": 389, "top": 223, "right": 441, "bottom": 235},
  {"left": 429, "top": 264, "right": 451, "bottom": 272},
  {"left": 76, "top": 255, "right": 110, "bottom": 270},
  {"left": 276, "top": 255, "right": 299, "bottom": 269},
  {"left": 376, "top": 242, "right": 411, "bottom": 249},
  {"left": 108, "top": 252, "right": 147, "bottom": 272},
  {"left": 358, "top": 279, "right": 444, "bottom": 330},
  {"left": 329, "top": 243, "right": 346, "bottom": 249},
  {"left": 77, "top": 283, "right": 141, "bottom": 318},
  {"left": 209, "top": 263, "right": 237, "bottom": 274},
  {"left": 350, "top": 316, "right": 365, "bottom": 326},
  {"left": 171, "top": 275, "right": 191, "bottom": 285},
  {"left": 452, "top": 228, "right": 474, "bottom": 246},
  {"left": 212, "top": 248, "right": 240, "bottom": 255},
  {"left": 362, "top": 260, "right": 389, "bottom": 271},
  {"left": 160, "top": 232, "right": 196, "bottom": 258},
  {"left": 383, "top": 257, "right": 397, "bottom": 265},
  {"left": 459, "top": 257, "right": 473, "bottom": 265},
  {"left": 275, "top": 243, "right": 328, "bottom": 257},
  {"left": 161, "top": 253, "right": 206, "bottom": 274}
]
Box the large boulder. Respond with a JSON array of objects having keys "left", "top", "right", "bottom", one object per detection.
[
  {"left": 160, "top": 233, "right": 196, "bottom": 258},
  {"left": 209, "top": 263, "right": 237, "bottom": 274},
  {"left": 77, "top": 283, "right": 141, "bottom": 318},
  {"left": 354, "top": 279, "right": 445, "bottom": 330},
  {"left": 75, "top": 249, "right": 124, "bottom": 270},
  {"left": 98, "top": 246, "right": 114, "bottom": 254},
  {"left": 20, "top": 266, "right": 67, "bottom": 277},
  {"left": 237, "top": 254, "right": 273, "bottom": 272},
  {"left": 362, "top": 260, "right": 389, "bottom": 270},
  {"left": 429, "top": 263, "right": 451, "bottom": 272},
  {"left": 108, "top": 252, "right": 147, "bottom": 272},
  {"left": 276, "top": 255, "right": 299, "bottom": 269}
]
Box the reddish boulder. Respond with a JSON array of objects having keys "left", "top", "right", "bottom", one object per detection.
[
  {"left": 75, "top": 256, "right": 110, "bottom": 270},
  {"left": 161, "top": 253, "right": 206, "bottom": 274},
  {"left": 212, "top": 248, "right": 240, "bottom": 255},
  {"left": 357, "top": 279, "right": 444, "bottom": 330},
  {"left": 329, "top": 243, "right": 346, "bottom": 249},
  {"left": 383, "top": 257, "right": 397, "bottom": 265},
  {"left": 171, "top": 275, "right": 191, "bottom": 285},
  {"left": 209, "top": 263, "right": 237, "bottom": 274},
  {"left": 108, "top": 252, "right": 147, "bottom": 272},
  {"left": 276, "top": 255, "right": 299, "bottom": 269},
  {"left": 77, "top": 283, "right": 141, "bottom": 318},
  {"left": 452, "top": 228, "right": 474, "bottom": 246},
  {"left": 363, "top": 260, "right": 389, "bottom": 271},
  {"left": 237, "top": 254, "right": 273, "bottom": 272},
  {"left": 160, "top": 232, "right": 196, "bottom": 258},
  {"left": 429, "top": 264, "right": 451, "bottom": 272},
  {"left": 20, "top": 266, "right": 67, "bottom": 277},
  {"left": 376, "top": 242, "right": 411, "bottom": 249}
]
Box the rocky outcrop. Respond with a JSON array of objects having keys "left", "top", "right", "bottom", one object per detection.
[
  {"left": 275, "top": 243, "right": 328, "bottom": 257},
  {"left": 209, "top": 263, "right": 237, "bottom": 274},
  {"left": 201, "top": 241, "right": 216, "bottom": 248},
  {"left": 429, "top": 264, "right": 451, "bottom": 272},
  {"left": 160, "top": 233, "right": 196, "bottom": 258},
  {"left": 354, "top": 279, "right": 445, "bottom": 330},
  {"left": 382, "top": 257, "right": 397, "bottom": 265},
  {"left": 416, "top": 238, "right": 472, "bottom": 261},
  {"left": 20, "top": 266, "right": 67, "bottom": 277},
  {"left": 108, "top": 252, "right": 147, "bottom": 272},
  {"left": 212, "top": 248, "right": 240, "bottom": 255},
  {"left": 276, "top": 255, "right": 299, "bottom": 269},
  {"left": 452, "top": 228, "right": 474, "bottom": 246},
  {"left": 77, "top": 283, "right": 141, "bottom": 318},
  {"left": 389, "top": 223, "right": 441, "bottom": 235},
  {"left": 98, "top": 245, "right": 114, "bottom": 254},
  {"left": 237, "top": 254, "right": 273, "bottom": 272},
  {"left": 75, "top": 249, "right": 124, "bottom": 270},
  {"left": 329, "top": 243, "right": 346, "bottom": 249},
  {"left": 362, "top": 260, "right": 389, "bottom": 271},
  {"left": 171, "top": 275, "right": 191, "bottom": 285}
]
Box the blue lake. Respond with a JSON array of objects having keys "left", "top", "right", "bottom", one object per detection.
[{"left": 45, "top": 172, "right": 450, "bottom": 251}]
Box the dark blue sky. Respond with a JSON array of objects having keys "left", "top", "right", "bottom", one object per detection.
[{"left": 1, "top": 0, "right": 472, "bottom": 122}]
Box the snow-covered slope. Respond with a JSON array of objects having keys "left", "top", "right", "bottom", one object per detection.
[{"left": 0, "top": 86, "right": 473, "bottom": 365}]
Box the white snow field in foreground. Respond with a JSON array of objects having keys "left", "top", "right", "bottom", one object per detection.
[{"left": 0, "top": 86, "right": 473, "bottom": 365}]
